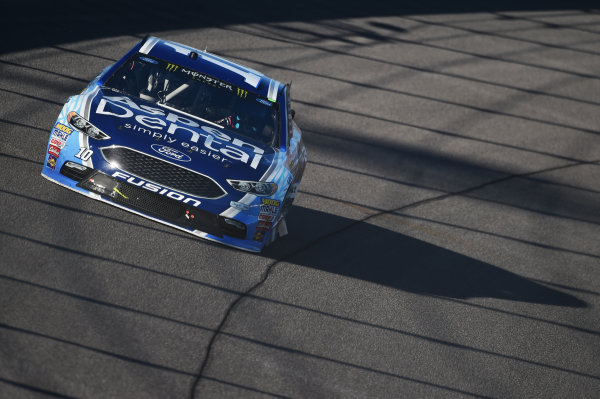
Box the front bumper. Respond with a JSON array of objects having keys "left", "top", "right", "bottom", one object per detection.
[{"left": 42, "top": 161, "right": 265, "bottom": 252}]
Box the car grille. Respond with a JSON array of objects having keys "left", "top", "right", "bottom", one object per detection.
[{"left": 101, "top": 146, "right": 226, "bottom": 198}]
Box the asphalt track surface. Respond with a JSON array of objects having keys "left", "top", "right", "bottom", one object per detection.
[{"left": 1, "top": 2, "right": 599, "bottom": 398}]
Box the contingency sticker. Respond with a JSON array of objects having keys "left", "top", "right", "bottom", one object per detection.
[
  {"left": 253, "top": 230, "right": 265, "bottom": 241},
  {"left": 46, "top": 154, "right": 57, "bottom": 170},
  {"left": 256, "top": 221, "right": 273, "bottom": 232},
  {"left": 47, "top": 122, "right": 74, "bottom": 165}
]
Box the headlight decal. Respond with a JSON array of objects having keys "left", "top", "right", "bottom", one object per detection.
[
  {"left": 68, "top": 111, "right": 110, "bottom": 140},
  {"left": 227, "top": 179, "right": 277, "bottom": 196}
]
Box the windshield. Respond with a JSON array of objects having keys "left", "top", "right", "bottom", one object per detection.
[{"left": 103, "top": 53, "right": 279, "bottom": 147}]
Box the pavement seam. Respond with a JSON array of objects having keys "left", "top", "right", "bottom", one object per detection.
[{"left": 189, "top": 157, "right": 599, "bottom": 397}]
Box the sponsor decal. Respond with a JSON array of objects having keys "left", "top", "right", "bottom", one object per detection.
[
  {"left": 55, "top": 123, "right": 73, "bottom": 134},
  {"left": 166, "top": 63, "right": 179, "bottom": 72},
  {"left": 46, "top": 154, "right": 57, "bottom": 170},
  {"left": 179, "top": 68, "right": 233, "bottom": 91},
  {"left": 256, "top": 220, "right": 272, "bottom": 231},
  {"left": 111, "top": 171, "right": 202, "bottom": 207},
  {"left": 51, "top": 123, "right": 73, "bottom": 143},
  {"left": 261, "top": 198, "right": 280, "bottom": 207},
  {"left": 50, "top": 137, "right": 65, "bottom": 148},
  {"left": 140, "top": 56, "right": 158, "bottom": 64},
  {"left": 256, "top": 200, "right": 278, "bottom": 233},
  {"left": 151, "top": 144, "right": 191, "bottom": 162},
  {"left": 260, "top": 204, "right": 278, "bottom": 215},
  {"left": 237, "top": 88, "right": 248, "bottom": 99},
  {"left": 253, "top": 231, "right": 264, "bottom": 241},
  {"left": 48, "top": 145, "right": 61, "bottom": 158},
  {"left": 52, "top": 129, "right": 71, "bottom": 141},
  {"left": 256, "top": 98, "right": 273, "bottom": 107},
  {"left": 162, "top": 41, "right": 260, "bottom": 87},
  {"left": 258, "top": 213, "right": 274, "bottom": 222},
  {"left": 97, "top": 96, "right": 265, "bottom": 169}
]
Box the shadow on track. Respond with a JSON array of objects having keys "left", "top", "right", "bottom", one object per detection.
[
  {"left": 266, "top": 206, "right": 586, "bottom": 308},
  {"left": 1, "top": 0, "right": 597, "bottom": 54}
]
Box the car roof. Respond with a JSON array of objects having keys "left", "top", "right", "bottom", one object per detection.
[{"left": 139, "top": 36, "right": 284, "bottom": 103}]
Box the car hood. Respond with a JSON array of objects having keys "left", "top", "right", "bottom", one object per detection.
[{"left": 85, "top": 88, "right": 276, "bottom": 183}]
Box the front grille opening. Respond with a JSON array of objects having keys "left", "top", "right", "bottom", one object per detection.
[{"left": 101, "top": 146, "right": 226, "bottom": 198}]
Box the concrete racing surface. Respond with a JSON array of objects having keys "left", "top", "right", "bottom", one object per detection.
[{"left": 1, "top": 1, "right": 599, "bottom": 397}]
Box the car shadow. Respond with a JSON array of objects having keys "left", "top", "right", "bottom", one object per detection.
[{"left": 264, "top": 205, "right": 586, "bottom": 308}]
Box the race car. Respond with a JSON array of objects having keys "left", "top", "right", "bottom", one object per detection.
[{"left": 41, "top": 36, "right": 307, "bottom": 252}]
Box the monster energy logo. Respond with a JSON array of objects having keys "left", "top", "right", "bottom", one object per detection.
[
  {"left": 237, "top": 88, "right": 248, "bottom": 98},
  {"left": 166, "top": 63, "right": 179, "bottom": 72},
  {"left": 179, "top": 68, "right": 234, "bottom": 91}
]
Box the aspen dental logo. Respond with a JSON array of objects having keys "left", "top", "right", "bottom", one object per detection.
[{"left": 95, "top": 96, "right": 264, "bottom": 169}]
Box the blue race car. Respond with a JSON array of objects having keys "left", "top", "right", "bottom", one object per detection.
[{"left": 41, "top": 36, "right": 307, "bottom": 252}]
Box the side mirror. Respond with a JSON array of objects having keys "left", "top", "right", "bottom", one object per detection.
[{"left": 290, "top": 109, "right": 296, "bottom": 119}]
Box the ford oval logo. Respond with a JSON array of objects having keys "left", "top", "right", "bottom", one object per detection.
[{"left": 151, "top": 144, "right": 191, "bottom": 162}]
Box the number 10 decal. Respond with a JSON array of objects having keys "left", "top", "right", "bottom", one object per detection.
[{"left": 75, "top": 147, "right": 93, "bottom": 161}]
